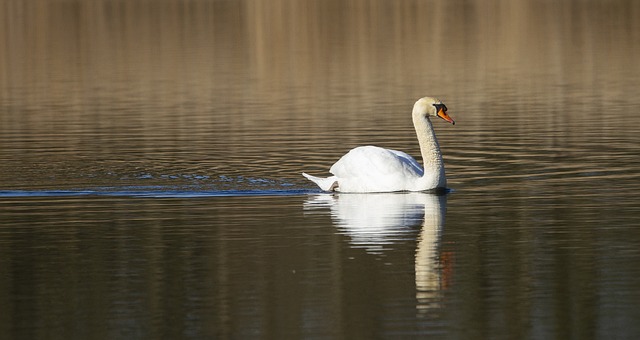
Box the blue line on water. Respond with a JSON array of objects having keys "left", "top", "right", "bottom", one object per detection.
[{"left": 0, "top": 188, "right": 321, "bottom": 198}]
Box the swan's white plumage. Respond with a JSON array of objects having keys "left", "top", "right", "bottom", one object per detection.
[
  {"left": 303, "top": 97, "right": 455, "bottom": 193},
  {"left": 302, "top": 173, "right": 338, "bottom": 191},
  {"left": 328, "top": 146, "right": 423, "bottom": 192}
]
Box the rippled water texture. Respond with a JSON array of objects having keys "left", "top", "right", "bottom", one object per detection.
[{"left": 1, "top": 0, "right": 639, "bottom": 338}]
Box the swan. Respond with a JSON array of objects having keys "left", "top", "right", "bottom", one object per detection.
[{"left": 302, "top": 97, "right": 455, "bottom": 193}]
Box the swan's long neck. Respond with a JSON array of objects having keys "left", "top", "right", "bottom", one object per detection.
[{"left": 413, "top": 115, "right": 446, "bottom": 188}]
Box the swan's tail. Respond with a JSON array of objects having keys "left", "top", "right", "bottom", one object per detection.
[{"left": 302, "top": 173, "right": 338, "bottom": 191}]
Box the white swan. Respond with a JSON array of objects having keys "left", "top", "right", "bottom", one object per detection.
[{"left": 302, "top": 97, "right": 455, "bottom": 192}]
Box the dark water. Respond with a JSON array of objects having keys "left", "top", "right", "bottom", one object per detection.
[{"left": 1, "top": 0, "right": 640, "bottom": 338}]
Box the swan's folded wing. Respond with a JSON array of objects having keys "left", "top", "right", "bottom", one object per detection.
[
  {"left": 386, "top": 149, "right": 425, "bottom": 176},
  {"left": 330, "top": 146, "right": 423, "bottom": 178}
]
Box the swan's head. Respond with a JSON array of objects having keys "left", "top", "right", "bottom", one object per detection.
[{"left": 413, "top": 97, "right": 455, "bottom": 125}]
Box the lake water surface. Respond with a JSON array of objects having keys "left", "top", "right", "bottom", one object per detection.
[{"left": 1, "top": 0, "right": 639, "bottom": 338}]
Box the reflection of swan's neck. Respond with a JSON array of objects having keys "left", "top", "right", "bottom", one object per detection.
[
  {"left": 415, "top": 194, "right": 446, "bottom": 313},
  {"left": 413, "top": 115, "right": 445, "bottom": 187}
]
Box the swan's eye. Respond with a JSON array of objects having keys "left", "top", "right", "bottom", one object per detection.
[{"left": 433, "top": 103, "right": 446, "bottom": 112}]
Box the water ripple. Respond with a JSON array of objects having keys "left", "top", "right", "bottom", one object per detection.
[{"left": 0, "top": 188, "right": 316, "bottom": 198}]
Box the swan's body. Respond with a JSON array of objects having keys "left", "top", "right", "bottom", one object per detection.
[{"left": 303, "top": 97, "right": 455, "bottom": 193}]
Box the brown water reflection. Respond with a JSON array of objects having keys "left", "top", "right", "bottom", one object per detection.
[
  {"left": 2, "top": 0, "right": 639, "bottom": 116},
  {"left": 1, "top": 0, "right": 639, "bottom": 338}
]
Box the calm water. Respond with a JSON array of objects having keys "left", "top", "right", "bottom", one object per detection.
[{"left": 1, "top": 0, "right": 640, "bottom": 338}]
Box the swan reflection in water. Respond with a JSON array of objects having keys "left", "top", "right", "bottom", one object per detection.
[{"left": 304, "top": 192, "right": 451, "bottom": 314}]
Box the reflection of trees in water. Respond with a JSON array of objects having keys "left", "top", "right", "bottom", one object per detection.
[{"left": 3, "top": 0, "right": 636, "bottom": 116}]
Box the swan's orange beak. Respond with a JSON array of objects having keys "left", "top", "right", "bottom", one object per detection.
[{"left": 437, "top": 108, "right": 455, "bottom": 125}]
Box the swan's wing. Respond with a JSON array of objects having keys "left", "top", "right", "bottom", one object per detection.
[
  {"left": 330, "top": 146, "right": 423, "bottom": 179},
  {"left": 386, "top": 149, "right": 425, "bottom": 176}
]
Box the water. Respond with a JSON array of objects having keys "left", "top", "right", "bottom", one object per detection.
[{"left": 1, "top": 0, "right": 640, "bottom": 338}]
